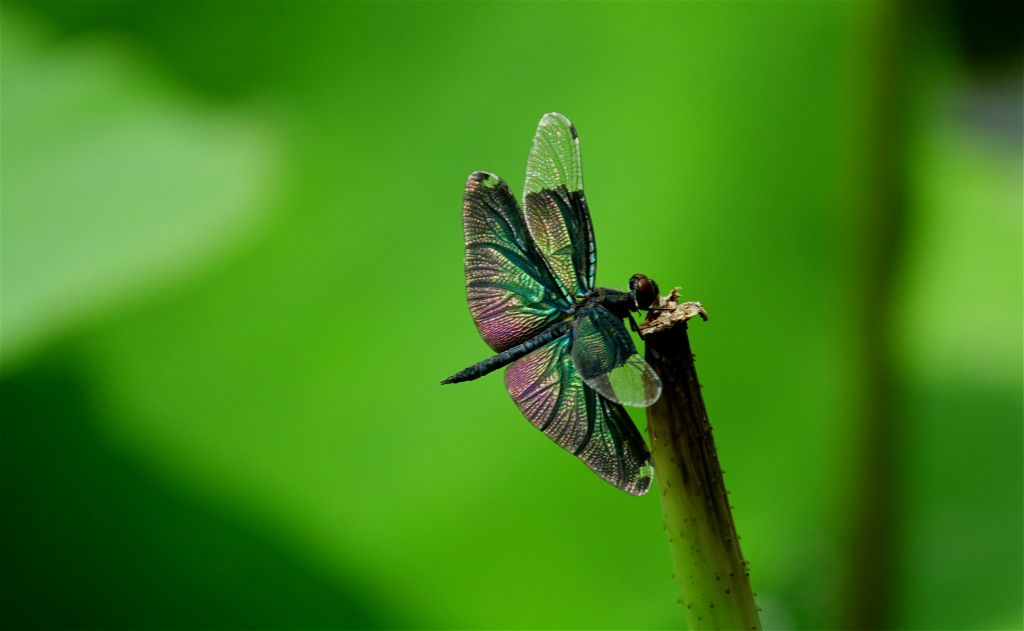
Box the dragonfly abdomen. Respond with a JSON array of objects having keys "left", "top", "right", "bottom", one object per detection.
[{"left": 441, "top": 320, "right": 572, "bottom": 385}]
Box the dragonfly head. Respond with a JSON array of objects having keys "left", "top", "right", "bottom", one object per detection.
[{"left": 628, "top": 274, "right": 660, "bottom": 311}]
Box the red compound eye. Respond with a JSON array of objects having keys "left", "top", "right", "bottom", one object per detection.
[{"left": 629, "top": 274, "right": 658, "bottom": 310}]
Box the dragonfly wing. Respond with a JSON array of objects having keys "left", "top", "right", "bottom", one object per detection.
[
  {"left": 523, "top": 113, "right": 596, "bottom": 298},
  {"left": 463, "top": 171, "right": 572, "bottom": 353},
  {"left": 505, "top": 332, "right": 653, "bottom": 496},
  {"left": 572, "top": 305, "right": 662, "bottom": 408}
]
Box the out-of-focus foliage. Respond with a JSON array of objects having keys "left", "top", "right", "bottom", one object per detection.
[
  {"left": 1, "top": 15, "right": 279, "bottom": 369},
  {"left": 1, "top": 2, "right": 1020, "bottom": 630}
]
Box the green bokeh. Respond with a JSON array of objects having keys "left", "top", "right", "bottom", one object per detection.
[{"left": 2, "top": 2, "right": 1020, "bottom": 629}]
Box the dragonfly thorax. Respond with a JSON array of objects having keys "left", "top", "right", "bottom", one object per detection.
[{"left": 573, "top": 274, "right": 660, "bottom": 320}]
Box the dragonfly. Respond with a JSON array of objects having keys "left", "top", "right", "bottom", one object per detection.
[{"left": 442, "top": 112, "right": 664, "bottom": 496}]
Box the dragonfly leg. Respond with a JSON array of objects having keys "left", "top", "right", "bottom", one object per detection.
[{"left": 627, "top": 312, "right": 647, "bottom": 340}]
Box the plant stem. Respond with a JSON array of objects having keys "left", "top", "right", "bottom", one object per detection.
[
  {"left": 843, "top": 3, "right": 907, "bottom": 628},
  {"left": 641, "top": 296, "right": 760, "bottom": 631}
]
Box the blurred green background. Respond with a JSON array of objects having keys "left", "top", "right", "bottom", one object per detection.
[{"left": 2, "top": 2, "right": 1021, "bottom": 629}]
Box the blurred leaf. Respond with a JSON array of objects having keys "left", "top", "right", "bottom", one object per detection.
[
  {"left": 892, "top": 74, "right": 1023, "bottom": 630},
  {"left": 0, "top": 12, "right": 280, "bottom": 369},
  {"left": 897, "top": 119, "right": 1023, "bottom": 387}
]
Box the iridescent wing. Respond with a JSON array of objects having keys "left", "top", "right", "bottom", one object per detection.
[
  {"left": 463, "top": 171, "right": 572, "bottom": 353},
  {"left": 504, "top": 332, "right": 653, "bottom": 495},
  {"left": 571, "top": 305, "right": 662, "bottom": 408},
  {"left": 523, "top": 113, "right": 596, "bottom": 300}
]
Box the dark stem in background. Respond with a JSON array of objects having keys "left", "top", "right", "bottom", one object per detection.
[
  {"left": 641, "top": 296, "right": 761, "bottom": 631},
  {"left": 844, "top": 3, "right": 907, "bottom": 629}
]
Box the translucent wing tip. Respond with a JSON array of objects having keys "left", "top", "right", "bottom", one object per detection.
[
  {"left": 583, "top": 359, "right": 663, "bottom": 408},
  {"left": 538, "top": 112, "right": 577, "bottom": 139}
]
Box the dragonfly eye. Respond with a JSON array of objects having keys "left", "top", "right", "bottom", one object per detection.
[{"left": 629, "top": 273, "right": 658, "bottom": 310}]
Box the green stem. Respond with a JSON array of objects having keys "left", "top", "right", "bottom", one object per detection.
[{"left": 642, "top": 302, "right": 760, "bottom": 631}]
